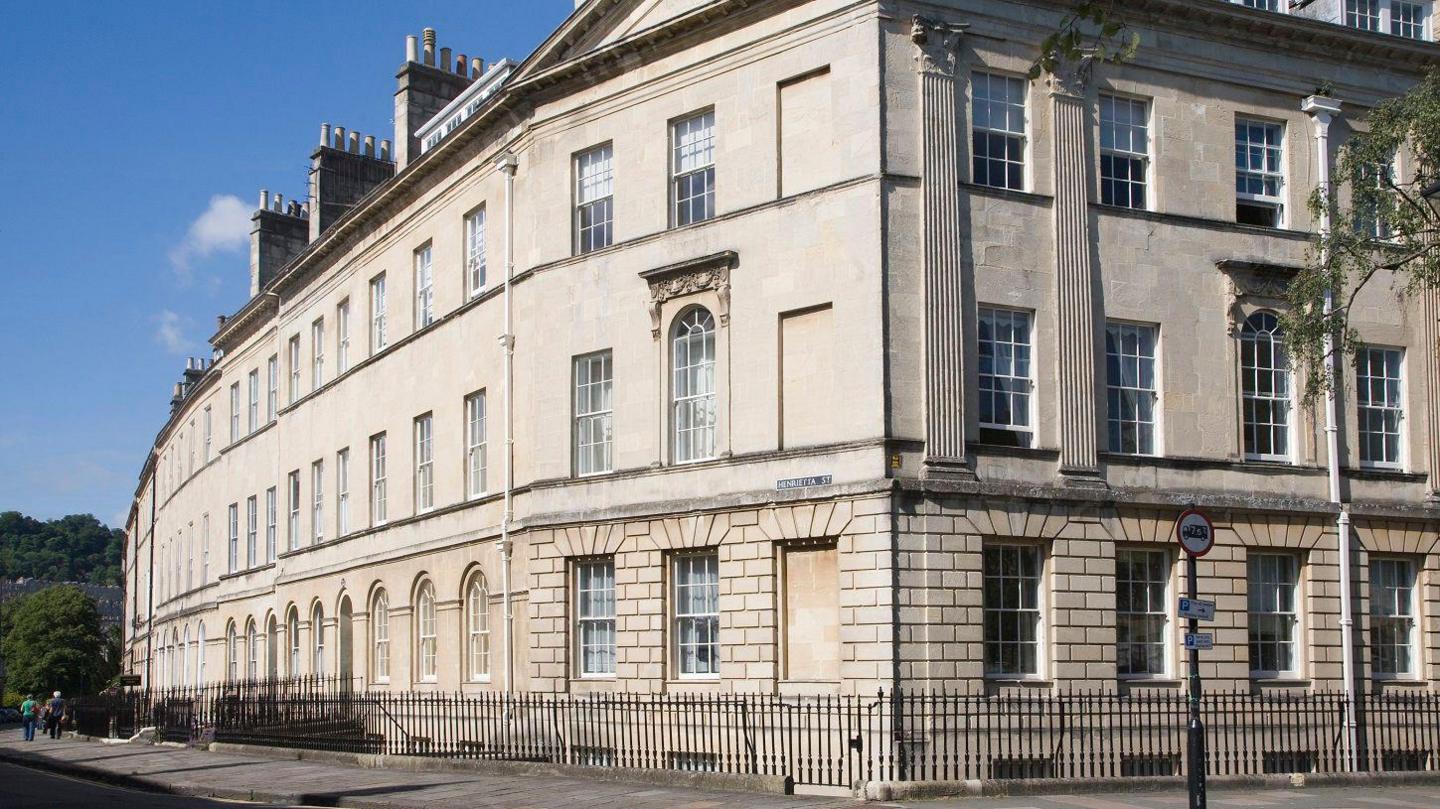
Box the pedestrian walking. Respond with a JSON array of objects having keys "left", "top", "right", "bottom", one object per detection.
[
  {"left": 19, "top": 695, "right": 37, "bottom": 741},
  {"left": 45, "top": 691, "right": 63, "bottom": 739}
]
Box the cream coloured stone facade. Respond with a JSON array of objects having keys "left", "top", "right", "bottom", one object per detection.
[{"left": 127, "top": 0, "right": 1440, "bottom": 701}]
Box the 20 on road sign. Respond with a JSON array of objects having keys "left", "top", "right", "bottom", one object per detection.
[{"left": 1176, "top": 508, "right": 1215, "bottom": 557}]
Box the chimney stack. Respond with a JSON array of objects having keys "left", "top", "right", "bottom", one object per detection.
[
  {"left": 308, "top": 124, "right": 396, "bottom": 240},
  {"left": 250, "top": 188, "right": 309, "bottom": 296},
  {"left": 394, "top": 27, "right": 475, "bottom": 170}
]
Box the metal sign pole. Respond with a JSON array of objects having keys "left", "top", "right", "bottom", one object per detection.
[{"left": 1187, "top": 551, "right": 1207, "bottom": 809}]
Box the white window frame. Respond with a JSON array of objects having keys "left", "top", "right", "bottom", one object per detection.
[
  {"left": 672, "top": 309, "right": 717, "bottom": 464},
  {"left": 465, "top": 206, "right": 487, "bottom": 298},
  {"left": 414, "top": 414, "right": 434, "bottom": 513},
  {"left": 337, "top": 448, "right": 350, "bottom": 536},
  {"left": 287, "top": 470, "right": 301, "bottom": 551},
  {"left": 1105, "top": 321, "right": 1160, "bottom": 456},
  {"left": 266, "top": 355, "right": 278, "bottom": 422},
  {"left": 371, "top": 433, "right": 388, "bottom": 526},
  {"left": 1369, "top": 557, "right": 1419, "bottom": 679},
  {"left": 288, "top": 335, "right": 301, "bottom": 405},
  {"left": 414, "top": 243, "right": 435, "bottom": 329},
  {"left": 1356, "top": 346, "right": 1405, "bottom": 470},
  {"left": 203, "top": 406, "right": 212, "bottom": 461},
  {"left": 978, "top": 307, "right": 1035, "bottom": 447},
  {"left": 1240, "top": 311, "right": 1293, "bottom": 462},
  {"left": 311, "top": 459, "right": 324, "bottom": 544},
  {"left": 229, "top": 382, "right": 240, "bottom": 443},
  {"left": 466, "top": 575, "right": 490, "bottom": 682},
  {"left": 1389, "top": 1, "right": 1430, "bottom": 39},
  {"left": 247, "top": 369, "right": 259, "bottom": 434},
  {"left": 416, "top": 582, "right": 438, "bottom": 682},
  {"left": 465, "top": 391, "right": 487, "bottom": 498},
  {"left": 1235, "top": 117, "right": 1286, "bottom": 227},
  {"left": 971, "top": 71, "right": 1029, "bottom": 191},
  {"left": 1116, "top": 548, "right": 1171, "bottom": 679},
  {"left": 264, "top": 487, "right": 277, "bottom": 563},
  {"left": 982, "top": 543, "right": 1046, "bottom": 679},
  {"left": 672, "top": 551, "right": 721, "bottom": 679},
  {"left": 312, "top": 604, "right": 325, "bottom": 676},
  {"left": 371, "top": 591, "right": 391, "bottom": 682},
  {"left": 1247, "top": 553, "right": 1302, "bottom": 679},
  {"left": 370, "top": 274, "right": 388, "bottom": 355},
  {"left": 574, "top": 351, "right": 614, "bottom": 476},
  {"left": 1233, "top": 0, "right": 1282, "bottom": 10},
  {"left": 311, "top": 317, "right": 325, "bottom": 391},
  {"left": 1098, "top": 94, "right": 1151, "bottom": 211},
  {"left": 336, "top": 299, "right": 351, "bottom": 374},
  {"left": 287, "top": 610, "right": 300, "bottom": 676},
  {"left": 246, "top": 621, "right": 258, "bottom": 681},
  {"left": 226, "top": 503, "right": 238, "bottom": 574},
  {"left": 575, "top": 143, "right": 615, "bottom": 254},
  {"left": 671, "top": 109, "right": 716, "bottom": 227},
  {"left": 245, "top": 495, "right": 257, "bottom": 568},
  {"left": 576, "top": 558, "right": 617, "bottom": 678}
]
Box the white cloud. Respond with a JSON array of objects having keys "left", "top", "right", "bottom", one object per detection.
[
  {"left": 155, "top": 309, "right": 194, "bottom": 354},
  {"left": 169, "top": 194, "right": 251, "bottom": 283}
]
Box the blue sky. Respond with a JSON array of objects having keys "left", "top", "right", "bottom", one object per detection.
[{"left": 0, "top": 1, "right": 575, "bottom": 528}]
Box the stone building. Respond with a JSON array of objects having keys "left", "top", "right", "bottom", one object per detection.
[{"left": 126, "top": 0, "right": 1440, "bottom": 702}]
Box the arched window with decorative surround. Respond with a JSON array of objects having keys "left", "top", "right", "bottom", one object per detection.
[
  {"left": 466, "top": 574, "right": 490, "bottom": 681},
  {"left": 226, "top": 622, "right": 239, "bottom": 682},
  {"left": 416, "top": 580, "right": 437, "bottom": 682},
  {"left": 245, "top": 619, "right": 258, "bottom": 681},
  {"left": 196, "top": 622, "right": 206, "bottom": 686},
  {"left": 312, "top": 603, "right": 326, "bottom": 676},
  {"left": 266, "top": 614, "right": 278, "bottom": 678},
  {"left": 1239, "top": 311, "right": 1291, "bottom": 462},
  {"left": 182, "top": 626, "right": 191, "bottom": 686},
  {"left": 287, "top": 607, "right": 301, "bottom": 676},
  {"left": 672, "top": 307, "right": 717, "bottom": 463},
  {"left": 371, "top": 589, "right": 390, "bottom": 682}
]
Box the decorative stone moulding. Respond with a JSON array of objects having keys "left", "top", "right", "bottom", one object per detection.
[{"left": 639, "top": 250, "right": 737, "bottom": 338}]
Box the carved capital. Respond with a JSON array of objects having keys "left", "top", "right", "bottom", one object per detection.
[
  {"left": 911, "top": 14, "right": 968, "bottom": 77},
  {"left": 639, "top": 251, "right": 738, "bottom": 339},
  {"left": 1047, "top": 54, "right": 1094, "bottom": 99}
]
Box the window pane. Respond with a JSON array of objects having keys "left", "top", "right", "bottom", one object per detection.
[
  {"left": 983, "top": 545, "right": 1042, "bottom": 676},
  {"left": 971, "top": 72, "right": 1027, "bottom": 191}
]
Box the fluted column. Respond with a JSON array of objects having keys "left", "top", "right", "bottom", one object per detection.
[
  {"left": 1050, "top": 59, "right": 1102, "bottom": 482},
  {"left": 1423, "top": 287, "right": 1440, "bottom": 499},
  {"left": 912, "top": 15, "right": 972, "bottom": 478}
]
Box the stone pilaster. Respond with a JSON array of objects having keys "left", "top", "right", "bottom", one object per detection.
[
  {"left": 1423, "top": 287, "right": 1440, "bottom": 499},
  {"left": 912, "top": 15, "right": 972, "bottom": 478},
  {"left": 1049, "top": 58, "right": 1102, "bottom": 482}
]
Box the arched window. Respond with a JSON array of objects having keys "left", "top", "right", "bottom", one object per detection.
[
  {"left": 226, "top": 622, "right": 239, "bottom": 682},
  {"left": 466, "top": 575, "right": 490, "bottom": 681},
  {"left": 170, "top": 630, "right": 181, "bottom": 688},
  {"left": 372, "top": 590, "right": 391, "bottom": 682},
  {"left": 287, "top": 608, "right": 301, "bottom": 676},
  {"left": 266, "top": 615, "right": 278, "bottom": 678},
  {"left": 312, "top": 603, "right": 326, "bottom": 676},
  {"left": 182, "top": 627, "right": 191, "bottom": 687},
  {"left": 672, "top": 308, "right": 717, "bottom": 463},
  {"left": 246, "top": 619, "right": 258, "bottom": 681},
  {"left": 1240, "top": 311, "right": 1291, "bottom": 461},
  {"left": 196, "top": 622, "right": 206, "bottom": 686},
  {"left": 416, "top": 581, "right": 437, "bottom": 682}
]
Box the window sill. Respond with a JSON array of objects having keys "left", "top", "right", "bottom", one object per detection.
[
  {"left": 1250, "top": 677, "right": 1310, "bottom": 689},
  {"left": 1373, "top": 676, "right": 1426, "bottom": 686}
]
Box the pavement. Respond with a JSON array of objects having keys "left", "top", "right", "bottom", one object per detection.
[{"left": 4, "top": 732, "right": 1440, "bottom": 808}]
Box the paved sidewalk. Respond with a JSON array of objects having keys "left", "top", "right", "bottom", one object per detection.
[
  {"left": 912, "top": 784, "right": 1440, "bottom": 808},
  {"left": 0, "top": 735, "right": 875, "bottom": 809}
]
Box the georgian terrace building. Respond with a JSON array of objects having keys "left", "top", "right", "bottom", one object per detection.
[{"left": 126, "top": 0, "right": 1440, "bottom": 700}]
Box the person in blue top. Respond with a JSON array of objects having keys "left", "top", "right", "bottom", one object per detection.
[
  {"left": 19, "top": 695, "right": 37, "bottom": 741},
  {"left": 45, "top": 692, "right": 63, "bottom": 739}
]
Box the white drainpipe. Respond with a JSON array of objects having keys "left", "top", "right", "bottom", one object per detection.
[
  {"left": 496, "top": 152, "right": 518, "bottom": 692},
  {"left": 1303, "top": 94, "right": 1356, "bottom": 772}
]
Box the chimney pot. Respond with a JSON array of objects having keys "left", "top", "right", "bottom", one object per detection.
[
  {"left": 349, "top": 131, "right": 360, "bottom": 153},
  {"left": 423, "top": 28, "right": 436, "bottom": 66},
  {"left": 380, "top": 140, "right": 392, "bottom": 161},
  {"left": 471, "top": 57, "right": 484, "bottom": 77},
  {"left": 364, "top": 134, "right": 375, "bottom": 158},
  {"left": 259, "top": 189, "right": 270, "bottom": 210},
  {"left": 406, "top": 35, "right": 418, "bottom": 63},
  {"left": 456, "top": 53, "right": 467, "bottom": 76},
  {"left": 440, "top": 47, "right": 452, "bottom": 72},
  {"left": 320, "top": 122, "right": 331, "bottom": 147},
  {"left": 217, "top": 315, "right": 227, "bottom": 329},
  {"left": 274, "top": 192, "right": 284, "bottom": 212},
  {"left": 333, "top": 126, "right": 345, "bottom": 149}
]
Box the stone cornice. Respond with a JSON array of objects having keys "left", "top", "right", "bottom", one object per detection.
[{"left": 639, "top": 250, "right": 737, "bottom": 337}]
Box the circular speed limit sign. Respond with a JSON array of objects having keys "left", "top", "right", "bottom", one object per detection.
[{"left": 1175, "top": 509, "right": 1215, "bottom": 557}]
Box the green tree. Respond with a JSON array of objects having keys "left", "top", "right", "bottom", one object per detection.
[
  {"left": 1285, "top": 73, "right": 1440, "bottom": 401},
  {"left": 1, "top": 585, "right": 109, "bottom": 696},
  {"left": 0, "top": 511, "right": 124, "bottom": 585}
]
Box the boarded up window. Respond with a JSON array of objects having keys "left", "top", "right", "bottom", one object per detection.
[
  {"left": 783, "top": 543, "right": 839, "bottom": 681},
  {"left": 780, "top": 304, "right": 834, "bottom": 449},
  {"left": 778, "top": 67, "right": 838, "bottom": 196}
]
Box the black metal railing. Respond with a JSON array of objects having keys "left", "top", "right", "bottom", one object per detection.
[{"left": 71, "top": 680, "right": 1440, "bottom": 788}]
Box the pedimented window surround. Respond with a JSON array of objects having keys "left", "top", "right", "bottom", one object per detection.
[{"left": 639, "top": 250, "right": 736, "bottom": 339}]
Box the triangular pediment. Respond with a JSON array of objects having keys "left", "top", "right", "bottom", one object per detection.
[{"left": 513, "top": 0, "right": 721, "bottom": 82}]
